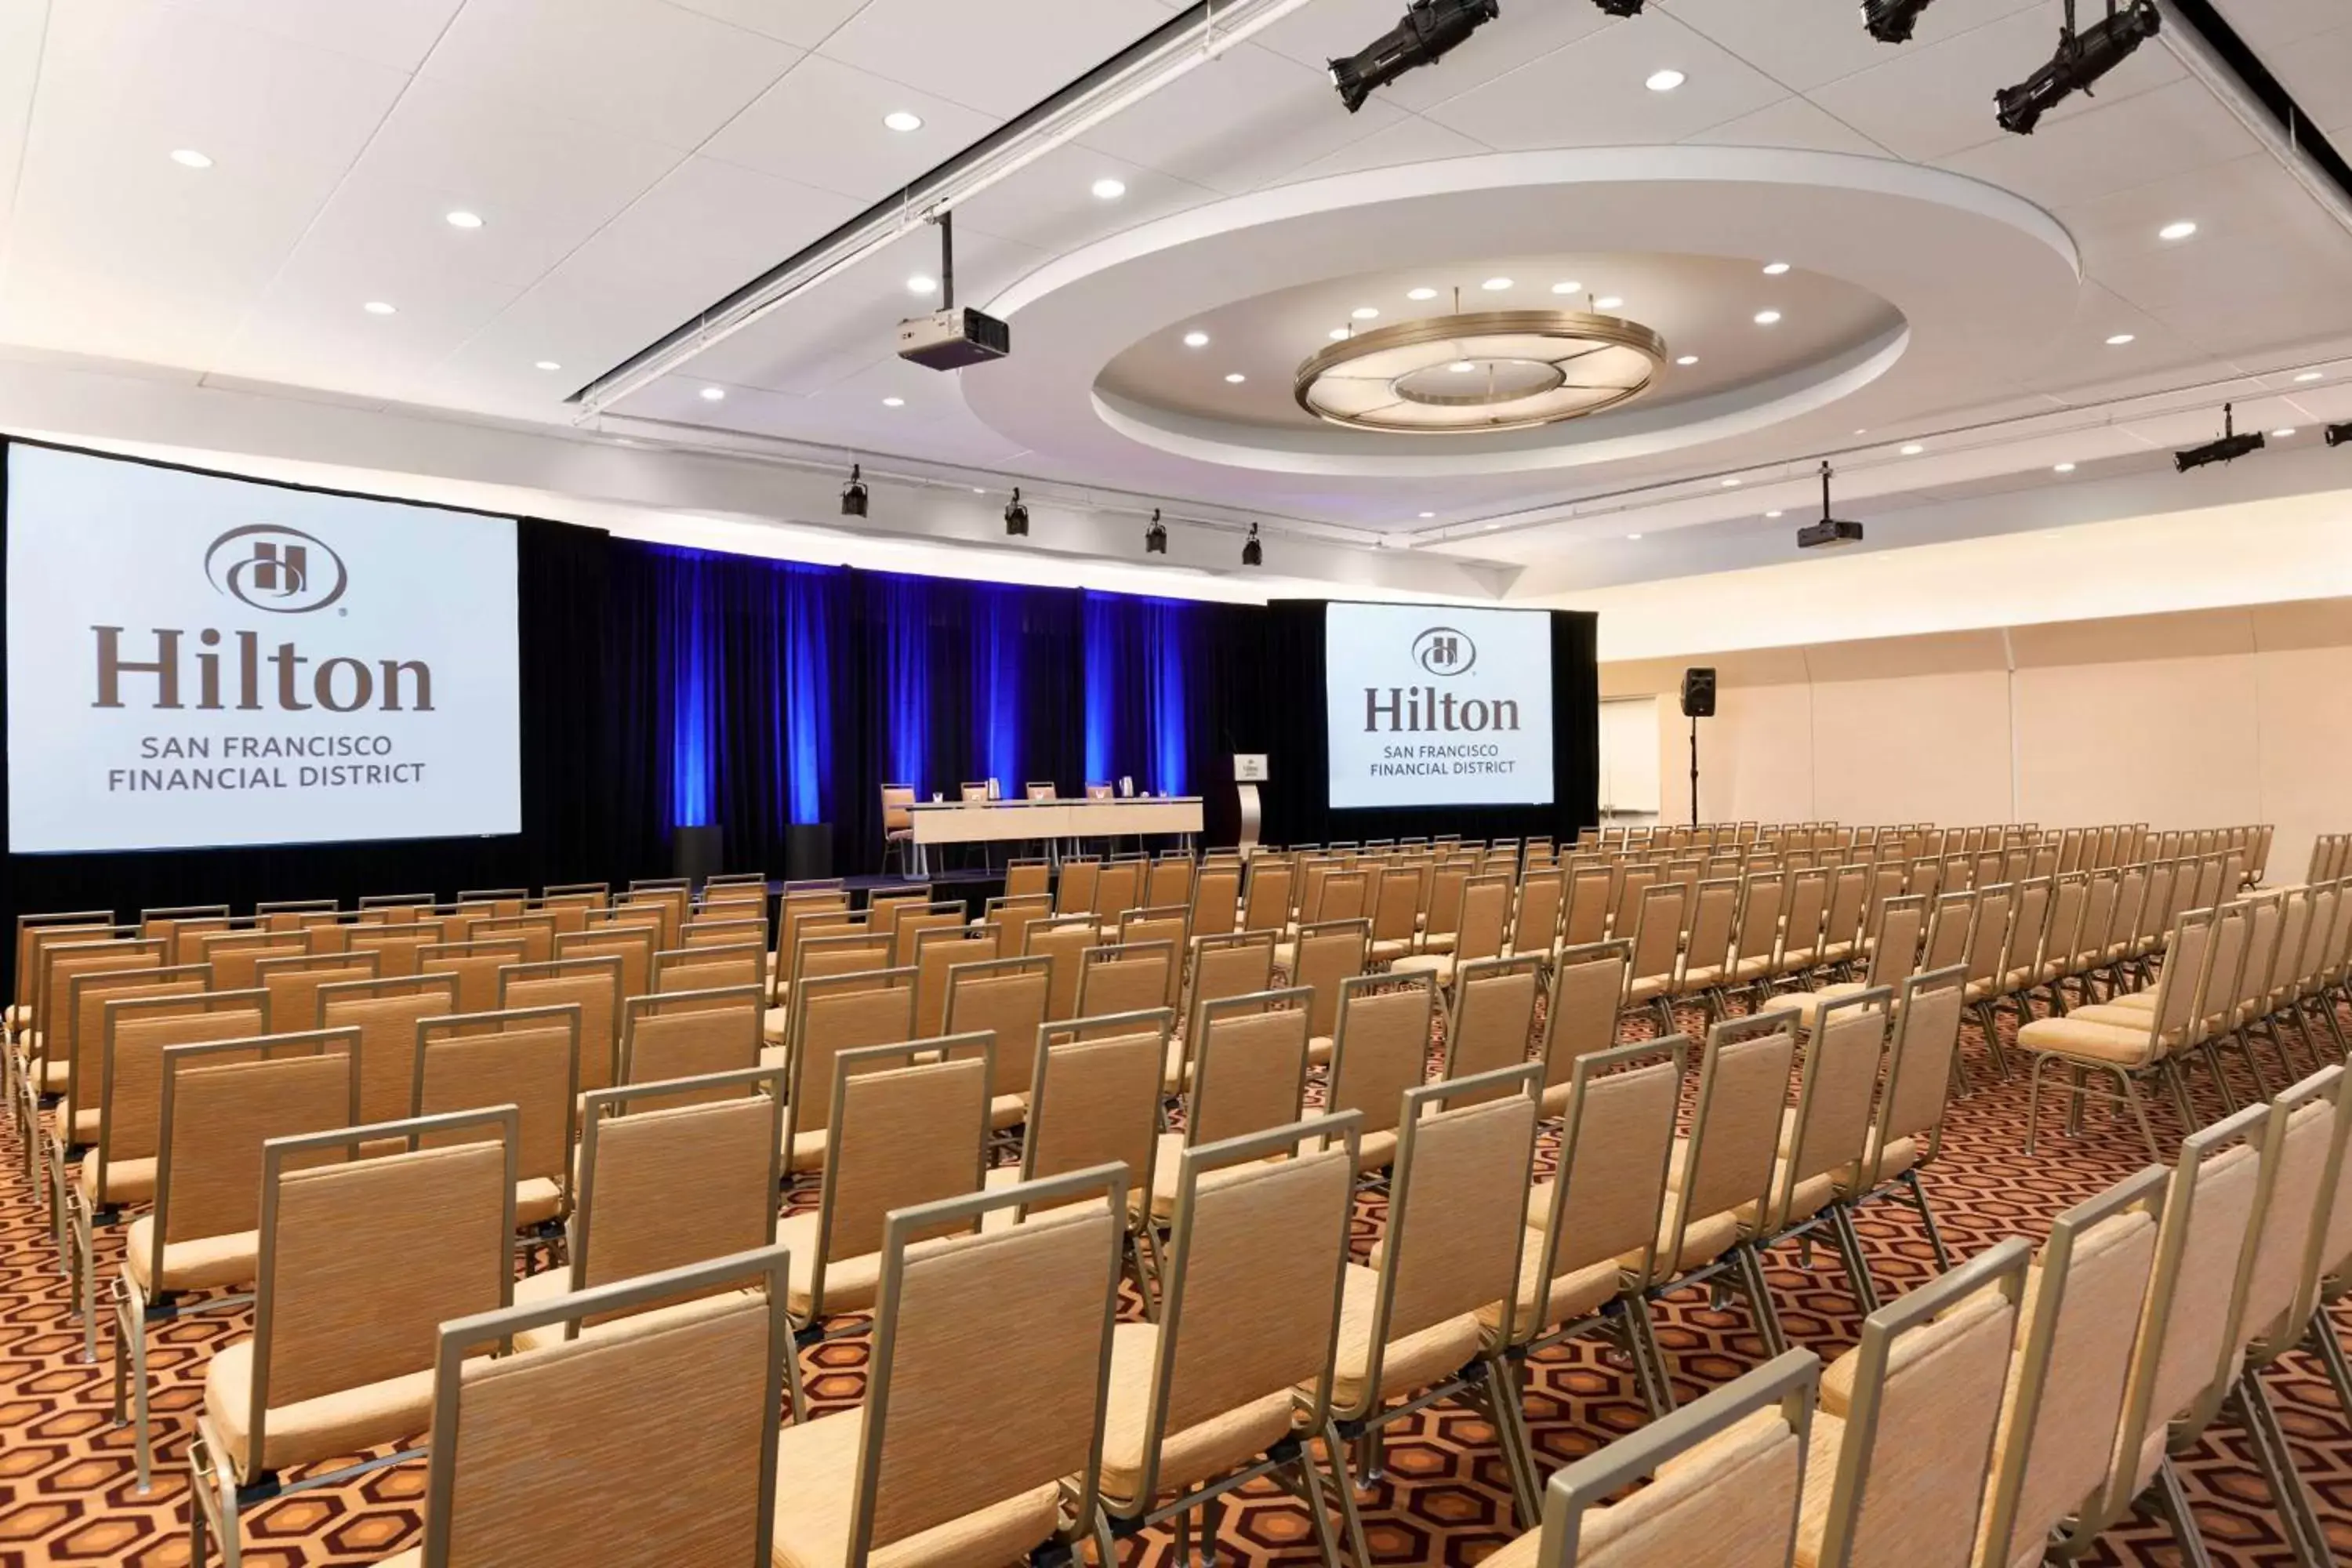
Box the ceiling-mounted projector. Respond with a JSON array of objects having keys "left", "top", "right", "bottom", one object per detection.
[
  {"left": 898, "top": 307, "right": 1010, "bottom": 371},
  {"left": 1798, "top": 461, "right": 1864, "bottom": 549}
]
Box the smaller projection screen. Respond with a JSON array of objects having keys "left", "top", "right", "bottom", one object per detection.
[
  {"left": 1323, "top": 601, "right": 1555, "bottom": 810},
  {"left": 5, "top": 443, "right": 521, "bottom": 854}
]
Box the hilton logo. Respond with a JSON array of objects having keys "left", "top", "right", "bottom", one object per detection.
[
  {"left": 1413, "top": 626, "right": 1475, "bottom": 676},
  {"left": 205, "top": 524, "right": 348, "bottom": 614}
]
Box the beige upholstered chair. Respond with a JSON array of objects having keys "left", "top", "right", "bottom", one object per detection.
[
  {"left": 1076, "top": 938, "right": 1176, "bottom": 1023},
  {"left": 554, "top": 924, "right": 656, "bottom": 1001},
  {"left": 880, "top": 783, "right": 917, "bottom": 873},
  {"left": 315, "top": 974, "right": 460, "bottom": 1141},
  {"left": 1094, "top": 1117, "right": 1359, "bottom": 1566},
  {"left": 412, "top": 1004, "right": 582, "bottom": 1236},
  {"left": 1024, "top": 915, "right": 1102, "bottom": 1023},
  {"left": 1441, "top": 953, "right": 1546, "bottom": 1094},
  {"left": 1479, "top": 1348, "right": 1820, "bottom": 1568},
  {"left": 1287, "top": 919, "right": 1368, "bottom": 1063},
  {"left": 1175, "top": 931, "right": 1276, "bottom": 1087},
  {"left": 1508, "top": 1039, "right": 1684, "bottom": 1425},
  {"left": 1537, "top": 942, "right": 1629, "bottom": 1118},
  {"left": 779, "top": 967, "right": 916, "bottom": 1177},
  {"left": 942, "top": 953, "right": 1052, "bottom": 1129},
  {"left": 42, "top": 954, "right": 199, "bottom": 1235},
  {"left": 652, "top": 938, "right": 763, "bottom": 997},
  {"left": 189, "top": 1105, "right": 517, "bottom": 1568},
  {"left": 1772, "top": 895, "right": 1926, "bottom": 1036},
  {"left": 1972, "top": 1167, "right": 2163, "bottom": 1568},
  {"left": 417, "top": 938, "right": 529, "bottom": 1016},
  {"left": 1319, "top": 971, "right": 1438, "bottom": 1174},
  {"left": 1313, "top": 1066, "right": 1542, "bottom": 1551},
  {"left": 1753, "top": 989, "right": 1892, "bottom": 1315},
  {"left": 1240, "top": 856, "right": 1295, "bottom": 936},
  {"left": 1633, "top": 1011, "right": 1799, "bottom": 1402},
  {"left": 1006, "top": 855, "right": 1053, "bottom": 898},
  {"left": 1666, "top": 876, "right": 1740, "bottom": 1023},
  {"left": 887, "top": 901, "right": 964, "bottom": 971},
  {"left": 1055, "top": 858, "right": 1102, "bottom": 917},
  {"left": 383, "top": 1246, "right": 790, "bottom": 1568},
  {"left": 1189, "top": 863, "right": 1242, "bottom": 940},
  {"left": 1618, "top": 883, "right": 1690, "bottom": 1040},
  {"left": 1719, "top": 873, "right": 1783, "bottom": 1004},
  {"left": 252, "top": 951, "right": 379, "bottom": 1034},
  {"left": 979, "top": 892, "right": 1054, "bottom": 963},
  {"left": 1152, "top": 989, "right": 1310, "bottom": 1223},
  {"left": 1366, "top": 860, "right": 1430, "bottom": 964},
  {"left": 13, "top": 930, "right": 150, "bottom": 1160},
  {"left": 777, "top": 1036, "right": 991, "bottom": 1338},
  {"left": 618, "top": 985, "right": 762, "bottom": 1098},
  {"left": 499, "top": 955, "right": 622, "bottom": 1093},
  {"left": 909, "top": 922, "right": 999, "bottom": 1038},
  {"left": 1508, "top": 867, "right": 1568, "bottom": 962},
  {"left": 1794, "top": 1237, "right": 2030, "bottom": 1568},
  {"left": 1831, "top": 964, "right": 1969, "bottom": 1295},
  {"left": 198, "top": 930, "right": 309, "bottom": 993},
  {"left": 1396, "top": 871, "right": 1512, "bottom": 983},
  {"left": 773, "top": 1169, "right": 1128, "bottom": 1568}
]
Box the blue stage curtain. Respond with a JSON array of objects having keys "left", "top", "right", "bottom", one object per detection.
[{"left": 1082, "top": 590, "right": 1202, "bottom": 797}]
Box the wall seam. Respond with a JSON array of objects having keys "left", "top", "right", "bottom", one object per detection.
[{"left": 2001, "top": 625, "right": 2020, "bottom": 822}]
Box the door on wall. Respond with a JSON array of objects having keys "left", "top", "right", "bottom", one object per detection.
[{"left": 1599, "top": 696, "right": 1662, "bottom": 824}]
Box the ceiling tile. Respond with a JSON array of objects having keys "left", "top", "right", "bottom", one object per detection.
[
  {"left": 1078, "top": 42, "right": 1414, "bottom": 194},
  {"left": 663, "top": 0, "right": 873, "bottom": 49},
  {"left": 2208, "top": 0, "right": 2348, "bottom": 48},
  {"left": 221, "top": 249, "right": 527, "bottom": 401},
  {"left": 701, "top": 53, "right": 999, "bottom": 201},
  {"left": 2256, "top": 20, "right": 2352, "bottom": 132},
  {"left": 421, "top": 0, "right": 803, "bottom": 148},
  {"left": 561, "top": 154, "right": 863, "bottom": 299},
  {"left": 1276, "top": 113, "right": 1494, "bottom": 185},
  {"left": 815, "top": 0, "right": 1174, "bottom": 119},
  {"left": 956, "top": 143, "right": 1220, "bottom": 263},
  {"left": 2053, "top": 151, "right": 2352, "bottom": 278},
  {"left": 1936, "top": 78, "right": 2252, "bottom": 212},
  {"left": 1679, "top": 94, "right": 1889, "bottom": 156},
  {"left": 1250, "top": 0, "right": 1615, "bottom": 113},
  {"left": 169, "top": 0, "right": 467, "bottom": 72},
  {"left": 1422, "top": 12, "right": 1790, "bottom": 152},
  {"left": 1668, "top": 0, "right": 2045, "bottom": 94},
  {"left": 0, "top": 0, "right": 49, "bottom": 234}
]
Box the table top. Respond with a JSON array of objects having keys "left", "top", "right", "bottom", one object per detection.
[{"left": 906, "top": 796, "right": 1203, "bottom": 810}]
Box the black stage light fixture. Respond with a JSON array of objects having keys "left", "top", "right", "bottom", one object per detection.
[
  {"left": 1004, "top": 487, "right": 1029, "bottom": 536},
  {"left": 1996, "top": 0, "right": 2160, "bottom": 136},
  {"left": 1145, "top": 508, "right": 1168, "bottom": 556},
  {"left": 2325, "top": 422, "right": 2352, "bottom": 448},
  {"left": 1863, "top": 0, "right": 1936, "bottom": 44},
  {"left": 1591, "top": 0, "right": 1645, "bottom": 13},
  {"left": 840, "top": 462, "right": 869, "bottom": 517},
  {"left": 1329, "top": 0, "right": 1499, "bottom": 114},
  {"left": 1242, "top": 523, "right": 1263, "bottom": 567},
  {"left": 2174, "top": 403, "right": 2264, "bottom": 472}
]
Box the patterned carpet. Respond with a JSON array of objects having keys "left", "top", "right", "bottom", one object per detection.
[{"left": 5, "top": 999, "right": 2352, "bottom": 1566}]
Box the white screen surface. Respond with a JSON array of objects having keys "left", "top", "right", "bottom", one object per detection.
[
  {"left": 1325, "top": 602, "right": 1554, "bottom": 810},
  {"left": 7, "top": 445, "right": 521, "bottom": 853}
]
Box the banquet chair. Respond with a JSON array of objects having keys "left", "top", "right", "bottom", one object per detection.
[
  {"left": 1538, "top": 941, "right": 1630, "bottom": 1117},
  {"left": 1666, "top": 876, "right": 1740, "bottom": 1023},
  {"left": 880, "top": 783, "right": 917, "bottom": 875},
  {"left": 43, "top": 956, "right": 201, "bottom": 1240},
  {"left": 1750, "top": 988, "right": 1891, "bottom": 1316},
  {"left": 1190, "top": 862, "right": 1242, "bottom": 939},
  {"left": 1094, "top": 1116, "right": 1358, "bottom": 1567},
  {"left": 1114, "top": 907, "right": 1192, "bottom": 1004},
  {"left": 1618, "top": 883, "right": 1691, "bottom": 1040},
  {"left": 1290, "top": 919, "right": 1369, "bottom": 1064},
  {"left": 1479, "top": 1348, "right": 1819, "bottom": 1568},
  {"left": 387, "top": 1245, "right": 791, "bottom": 1568},
  {"left": 14, "top": 930, "right": 151, "bottom": 1165},
  {"left": 412, "top": 1004, "right": 581, "bottom": 1240},
  {"left": 1832, "top": 965, "right": 1969, "bottom": 1296},
  {"left": 775, "top": 1036, "right": 991, "bottom": 1339},
  {"left": 472, "top": 913, "right": 558, "bottom": 965},
  {"left": 1398, "top": 871, "right": 1512, "bottom": 981},
  {"left": 1312, "top": 1065, "right": 1541, "bottom": 1552},
  {"left": 773, "top": 1168, "right": 1127, "bottom": 1568},
  {"left": 1057, "top": 857, "right": 1103, "bottom": 917},
  {"left": 1076, "top": 938, "right": 1176, "bottom": 1024},
  {"left": 652, "top": 938, "right": 762, "bottom": 997},
  {"left": 554, "top": 924, "right": 656, "bottom": 1000},
  {"left": 1365, "top": 859, "right": 1429, "bottom": 964},
  {"left": 910, "top": 922, "right": 999, "bottom": 1038},
  {"left": 980, "top": 891, "right": 1054, "bottom": 962},
  {"left": 499, "top": 954, "right": 622, "bottom": 1093},
  {"left": 1319, "top": 971, "right": 1438, "bottom": 1175},
  {"left": 1441, "top": 953, "right": 1546, "bottom": 1094},
  {"left": 1152, "top": 989, "right": 1310, "bottom": 1223},
  {"left": 252, "top": 950, "right": 379, "bottom": 1033},
  {"left": 418, "top": 938, "right": 528, "bottom": 1015},
  {"left": 188, "top": 1107, "right": 518, "bottom": 1568},
  {"left": 1025, "top": 915, "right": 1102, "bottom": 1023},
  {"left": 1769, "top": 866, "right": 1834, "bottom": 986},
  {"left": 1772, "top": 895, "right": 1926, "bottom": 1036},
  {"left": 1793, "top": 1238, "right": 2028, "bottom": 1568},
  {"left": 198, "top": 929, "right": 310, "bottom": 993},
  {"left": 1508, "top": 866, "right": 1568, "bottom": 963},
  {"left": 779, "top": 966, "right": 916, "bottom": 1178},
  {"left": 942, "top": 953, "right": 1052, "bottom": 1129},
  {"left": 618, "top": 985, "right": 762, "bottom": 1099}
]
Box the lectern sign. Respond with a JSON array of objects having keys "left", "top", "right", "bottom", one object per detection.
[
  {"left": 1324, "top": 602, "right": 1554, "bottom": 810},
  {"left": 5, "top": 444, "right": 521, "bottom": 853}
]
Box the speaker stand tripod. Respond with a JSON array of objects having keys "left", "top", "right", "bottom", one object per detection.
[{"left": 1688, "top": 712, "right": 1700, "bottom": 829}]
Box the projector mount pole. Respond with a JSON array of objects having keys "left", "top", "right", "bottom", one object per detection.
[{"left": 934, "top": 209, "right": 954, "bottom": 311}]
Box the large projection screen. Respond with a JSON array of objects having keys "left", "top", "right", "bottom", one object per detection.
[
  {"left": 6, "top": 444, "right": 521, "bottom": 853},
  {"left": 1325, "top": 602, "right": 1555, "bottom": 811}
]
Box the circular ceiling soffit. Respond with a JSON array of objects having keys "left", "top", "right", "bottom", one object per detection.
[{"left": 1293, "top": 310, "right": 1668, "bottom": 433}]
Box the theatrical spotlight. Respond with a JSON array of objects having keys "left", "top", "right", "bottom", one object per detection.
[
  {"left": 1004, "top": 487, "right": 1029, "bottom": 536},
  {"left": 2325, "top": 422, "right": 2352, "bottom": 448},
  {"left": 1145, "top": 508, "right": 1168, "bottom": 555},
  {"left": 1242, "top": 523, "right": 1263, "bottom": 567},
  {"left": 1591, "top": 0, "right": 1645, "bottom": 13},
  {"left": 2174, "top": 404, "right": 2264, "bottom": 471},
  {"left": 840, "top": 463, "right": 869, "bottom": 517},
  {"left": 1995, "top": 0, "right": 2160, "bottom": 136},
  {"left": 1863, "top": 0, "right": 1936, "bottom": 44},
  {"left": 1328, "top": 0, "right": 1498, "bottom": 114}
]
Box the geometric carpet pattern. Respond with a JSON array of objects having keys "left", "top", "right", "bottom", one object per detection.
[{"left": 4, "top": 1000, "right": 2351, "bottom": 1566}]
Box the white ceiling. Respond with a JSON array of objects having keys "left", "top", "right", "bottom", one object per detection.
[{"left": 0, "top": 0, "right": 2347, "bottom": 594}]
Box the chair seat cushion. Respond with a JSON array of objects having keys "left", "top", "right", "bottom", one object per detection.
[
  {"left": 1390, "top": 953, "right": 1454, "bottom": 985},
  {"left": 204, "top": 1338, "right": 437, "bottom": 1479},
  {"left": 1098, "top": 1321, "right": 1294, "bottom": 1513},
  {"left": 516, "top": 1176, "right": 564, "bottom": 1229},
  {"left": 1479, "top": 1223, "right": 1623, "bottom": 1345},
  {"left": 763, "top": 1006, "right": 789, "bottom": 1046},
  {"left": 78, "top": 1149, "right": 155, "bottom": 1208},
  {"left": 775, "top": 1209, "right": 880, "bottom": 1321},
  {"left": 1312, "top": 1263, "right": 1482, "bottom": 1418},
  {"left": 123, "top": 1216, "right": 256, "bottom": 1296},
  {"left": 770, "top": 1406, "right": 1062, "bottom": 1568}
]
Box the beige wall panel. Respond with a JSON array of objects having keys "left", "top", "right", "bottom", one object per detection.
[
  {"left": 1809, "top": 669, "right": 2013, "bottom": 827},
  {"left": 2252, "top": 640, "right": 2352, "bottom": 880},
  {"left": 2012, "top": 651, "right": 2263, "bottom": 834},
  {"left": 1662, "top": 677, "right": 1815, "bottom": 826}
]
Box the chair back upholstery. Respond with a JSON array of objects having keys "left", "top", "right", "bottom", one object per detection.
[
  {"left": 1542, "top": 942, "right": 1630, "bottom": 1098},
  {"left": 1025, "top": 916, "right": 1101, "bottom": 1022},
  {"left": 1190, "top": 866, "right": 1241, "bottom": 938},
  {"left": 58, "top": 956, "right": 198, "bottom": 1109},
  {"left": 1922, "top": 891, "right": 1975, "bottom": 972},
  {"left": 415, "top": 1006, "right": 581, "bottom": 1207},
  {"left": 1324, "top": 974, "right": 1436, "bottom": 1149},
  {"left": 420, "top": 938, "right": 530, "bottom": 1014},
  {"left": 1452, "top": 873, "right": 1513, "bottom": 964},
  {"left": 2238, "top": 1067, "right": 2345, "bottom": 1368},
  {"left": 1076, "top": 939, "right": 1174, "bottom": 1022},
  {"left": 1290, "top": 920, "right": 1367, "bottom": 1040},
  {"left": 1870, "top": 966, "right": 1966, "bottom": 1179},
  {"left": 501, "top": 956, "right": 623, "bottom": 1093},
  {"left": 37, "top": 934, "right": 159, "bottom": 1067},
  {"left": 620, "top": 986, "right": 762, "bottom": 1098},
  {"left": 984, "top": 894, "right": 1054, "bottom": 961},
  {"left": 1626, "top": 884, "right": 1688, "bottom": 993},
  {"left": 1443, "top": 954, "right": 1543, "bottom": 1094},
  {"left": 1116, "top": 909, "right": 1191, "bottom": 1004},
  {"left": 318, "top": 974, "right": 462, "bottom": 1129},
  {"left": 93, "top": 985, "right": 263, "bottom": 1196},
  {"left": 1185, "top": 932, "right": 1276, "bottom": 1040},
  {"left": 1806, "top": 1239, "right": 2029, "bottom": 1568},
  {"left": 1005, "top": 857, "right": 1052, "bottom": 898},
  {"left": 1659, "top": 1013, "right": 1796, "bottom": 1269},
  {"left": 554, "top": 925, "right": 655, "bottom": 1000},
  {"left": 1018, "top": 1013, "right": 1169, "bottom": 1218},
  {"left": 200, "top": 930, "right": 309, "bottom": 992},
  {"left": 891, "top": 904, "right": 965, "bottom": 970},
  {"left": 1563, "top": 863, "right": 1613, "bottom": 946},
  {"left": 13, "top": 913, "right": 114, "bottom": 1017},
  {"left": 1520, "top": 1040, "right": 1683, "bottom": 1343},
  {"left": 855, "top": 1173, "right": 1126, "bottom": 1561},
  {"left": 1186, "top": 989, "right": 1311, "bottom": 1148},
  {"left": 1679, "top": 877, "right": 1739, "bottom": 985},
  {"left": 1541, "top": 1350, "right": 1818, "bottom": 1568},
  {"left": 653, "top": 941, "right": 761, "bottom": 996},
  {"left": 943, "top": 956, "right": 1052, "bottom": 1102},
  {"left": 809, "top": 1040, "right": 992, "bottom": 1316},
  {"left": 1775, "top": 990, "right": 1889, "bottom": 1222},
  {"left": 1862, "top": 895, "right": 1927, "bottom": 989},
  {"left": 1055, "top": 858, "right": 1101, "bottom": 916},
  {"left": 912, "top": 924, "right": 1000, "bottom": 1038},
  {"left": 1094, "top": 860, "right": 1145, "bottom": 925},
  {"left": 472, "top": 914, "right": 557, "bottom": 965},
  {"left": 255, "top": 951, "right": 381, "bottom": 1033},
  {"left": 1239, "top": 858, "right": 1293, "bottom": 934},
  {"left": 782, "top": 967, "right": 916, "bottom": 1150},
  {"left": 1512, "top": 869, "right": 1566, "bottom": 956}
]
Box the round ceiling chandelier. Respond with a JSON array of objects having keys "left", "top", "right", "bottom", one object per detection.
[{"left": 1293, "top": 309, "right": 1667, "bottom": 434}]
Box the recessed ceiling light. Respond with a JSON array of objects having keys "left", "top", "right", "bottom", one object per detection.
[
  {"left": 1550, "top": 280, "right": 1583, "bottom": 295},
  {"left": 2159, "top": 220, "right": 2198, "bottom": 241},
  {"left": 1721, "top": 477, "right": 1742, "bottom": 488},
  {"left": 1762, "top": 261, "right": 1791, "bottom": 276},
  {"left": 973, "top": 487, "right": 986, "bottom": 494},
  {"left": 2273, "top": 427, "right": 2297, "bottom": 438},
  {"left": 1626, "top": 532, "right": 1644, "bottom": 540},
  {"left": 2053, "top": 462, "right": 2077, "bottom": 474},
  {"left": 1765, "top": 510, "right": 1784, "bottom": 519},
  {"left": 1646, "top": 69, "right": 1686, "bottom": 92},
  {"left": 2105, "top": 333, "right": 2136, "bottom": 346},
  {"left": 362, "top": 300, "right": 396, "bottom": 315},
  {"left": 2293, "top": 371, "right": 2324, "bottom": 383},
  {"left": 1675, "top": 354, "right": 1698, "bottom": 366},
  {"left": 1182, "top": 331, "right": 1210, "bottom": 348},
  {"left": 1853, "top": 428, "right": 1868, "bottom": 435},
  {"left": 884, "top": 111, "right": 924, "bottom": 132},
  {"left": 1407, "top": 287, "right": 1438, "bottom": 301},
  {"left": 445, "top": 210, "right": 484, "bottom": 230},
  {"left": 1418, "top": 511, "right": 1436, "bottom": 519},
  {"left": 533, "top": 360, "right": 561, "bottom": 371},
  {"left": 169, "top": 147, "right": 213, "bottom": 169},
  {"left": 1225, "top": 372, "right": 1247, "bottom": 383},
  {"left": 699, "top": 386, "right": 725, "bottom": 401},
  {"left": 1328, "top": 328, "right": 1351, "bottom": 341},
  {"left": 1595, "top": 296, "right": 1624, "bottom": 310},
  {"left": 1482, "top": 277, "right": 1512, "bottom": 291},
  {"left": 1448, "top": 361, "right": 1476, "bottom": 373},
  {"left": 1900, "top": 442, "right": 1925, "bottom": 455},
  {"left": 1352, "top": 307, "right": 1380, "bottom": 320},
  {"left": 882, "top": 396, "right": 905, "bottom": 407},
  {"left": 1754, "top": 310, "right": 1782, "bottom": 325},
  {"left": 906, "top": 274, "right": 937, "bottom": 294},
  {"left": 1091, "top": 177, "right": 1127, "bottom": 201}
]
